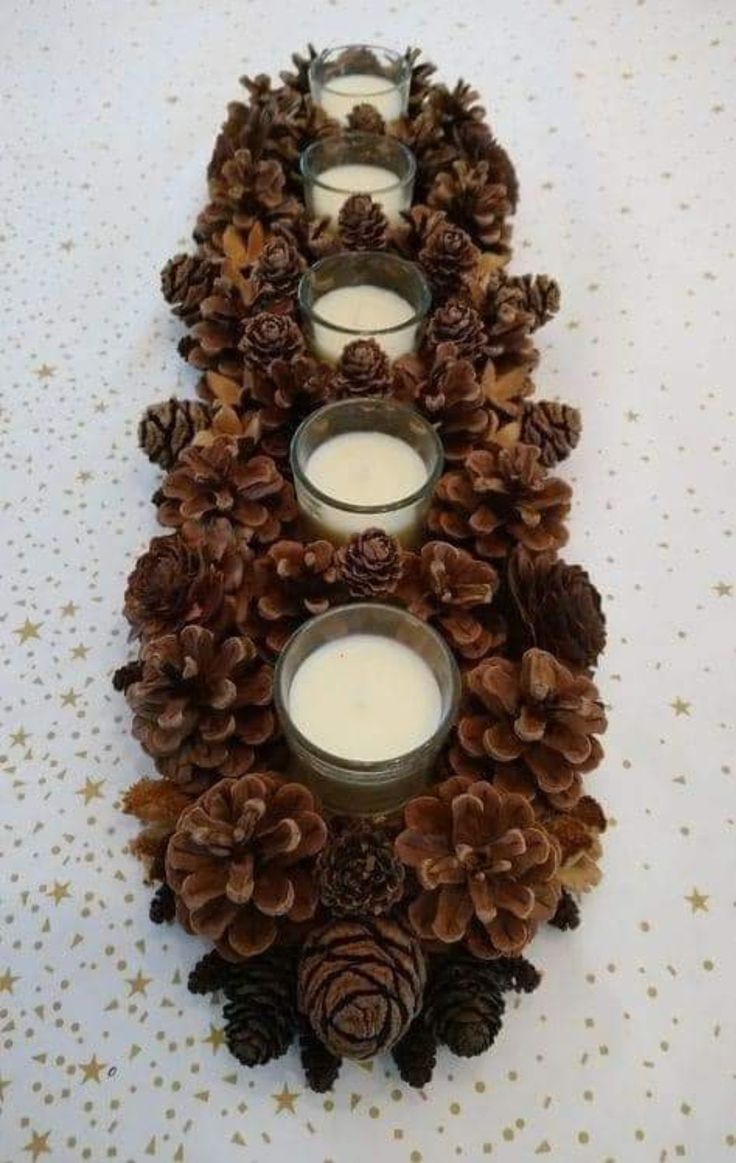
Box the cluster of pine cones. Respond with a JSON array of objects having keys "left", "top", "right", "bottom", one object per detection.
[{"left": 118, "top": 45, "right": 609, "bottom": 1090}]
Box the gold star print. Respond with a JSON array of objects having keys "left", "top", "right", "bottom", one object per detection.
[
  {"left": 271, "top": 1084, "right": 300, "bottom": 1114},
  {"left": 0, "top": 1075, "right": 10, "bottom": 1101},
  {"left": 60, "top": 601, "right": 78, "bottom": 617},
  {"left": 713, "top": 582, "right": 732, "bottom": 597},
  {"left": 60, "top": 239, "right": 75, "bottom": 251},
  {"left": 13, "top": 619, "right": 42, "bottom": 643},
  {"left": 126, "top": 970, "right": 152, "bottom": 997},
  {"left": 77, "top": 471, "right": 93, "bottom": 483},
  {"left": 625, "top": 410, "right": 640, "bottom": 422},
  {"left": 70, "top": 643, "right": 89, "bottom": 660},
  {"left": 670, "top": 698, "right": 691, "bottom": 716},
  {"left": 77, "top": 778, "right": 105, "bottom": 805},
  {"left": 34, "top": 363, "right": 56, "bottom": 380},
  {"left": 47, "top": 881, "right": 71, "bottom": 906},
  {"left": 78, "top": 1054, "right": 106, "bottom": 1083},
  {"left": 202, "top": 1024, "right": 225, "bottom": 1052},
  {"left": 60, "top": 688, "right": 79, "bottom": 707},
  {"left": 23, "top": 1130, "right": 51, "bottom": 1161},
  {"left": 9, "top": 727, "right": 29, "bottom": 747},
  {"left": 0, "top": 969, "right": 19, "bottom": 993},
  {"left": 685, "top": 887, "right": 709, "bottom": 914}
]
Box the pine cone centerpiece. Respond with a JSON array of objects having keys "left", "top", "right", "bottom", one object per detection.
[
  {"left": 520, "top": 399, "right": 581, "bottom": 467},
  {"left": 157, "top": 437, "right": 297, "bottom": 549},
  {"left": 316, "top": 825, "right": 405, "bottom": 917},
  {"left": 250, "top": 538, "right": 341, "bottom": 653},
  {"left": 239, "top": 312, "right": 305, "bottom": 371},
  {"left": 166, "top": 773, "right": 327, "bottom": 960},
  {"left": 297, "top": 918, "right": 426, "bottom": 1059},
  {"left": 396, "top": 540, "right": 501, "bottom": 661},
  {"left": 396, "top": 777, "right": 560, "bottom": 959},
  {"left": 336, "top": 529, "right": 402, "bottom": 598},
  {"left": 506, "top": 547, "right": 606, "bottom": 669},
  {"left": 423, "top": 952, "right": 506, "bottom": 1057},
  {"left": 429, "top": 444, "right": 571, "bottom": 559},
  {"left": 139, "top": 399, "right": 212, "bottom": 470},
  {"left": 338, "top": 194, "right": 389, "bottom": 250},
  {"left": 456, "top": 649, "right": 607, "bottom": 810},
  {"left": 127, "top": 625, "right": 275, "bottom": 783},
  {"left": 427, "top": 160, "right": 512, "bottom": 254},
  {"left": 330, "top": 339, "right": 393, "bottom": 398},
  {"left": 222, "top": 947, "right": 298, "bottom": 1065}
]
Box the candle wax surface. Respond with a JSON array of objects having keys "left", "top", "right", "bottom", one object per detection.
[
  {"left": 318, "top": 72, "right": 404, "bottom": 124},
  {"left": 310, "top": 284, "right": 417, "bottom": 363},
  {"left": 304, "top": 430, "right": 428, "bottom": 507},
  {"left": 288, "top": 634, "right": 443, "bottom": 761},
  {"left": 311, "top": 163, "right": 406, "bottom": 224}
]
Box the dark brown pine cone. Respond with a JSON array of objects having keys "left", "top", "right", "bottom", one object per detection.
[
  {"left": 336, "top": 529, "right": 402, "bottom": 598},
  {"left": 138, "top": 398, "right": 212, "bottom": 470},
  {"left": 490, "top": 956, "right": 542, "bottom": 994},
  {"left": 463, "top": 129, "right": 519, "bottom": 212},
  {"left": 346, "top": 104, "right": 386, "bottom": 134},
  {"left": 550, "top": 888, "right": 581, "bottom": 931},
  {"left": 197, "top": 150, "right": 301, "bottom": 248},
  {"left": 252, "top": 237, "right": 306, "bottom": 302},
  {"left": 391, "top": 1017, "right": 437, "bottom": 1087},
  {"left": 405, "top": 47, "right": 438, "bottom": 116},
  {"left": 423, "top": 952, "right": 505, "bottom": 1058},
  {"left": 506, "top": 546, "right": 606, "bottom": 670},
  {"left": 161, "top": 254, "right": 221, "bottom": 325},
  {"left": 338, "top": 193, "right": 389, "bottom": 251},
  {"left": 222, "top": 947, "right": 298, "bottom": 1065},
  {"left": 418, "top": 218, "right": 480, "bottom": 299},
  {"left": 297, "top": 918, "right": 426, "bottom": 1060},
  {"left": 188, "top": 949, "right": 240, "bottom": 995},
  {"left": 483, "top": 272, "right": 561, "bottom": 357},
  {"left": 112, "top": 661, "right": 143, "bottom": 692},
  {"left": 300, "top": 1027, "right": 342, "bottom": 1092},
  {"left": 423, "top": 299, "right": 488, "bottom": 364},
  {"left": 316, "top": 826, "right": 405, "bottom": 917},
  {"left": 239, "top": 312, "right": 305, "bottom": 371},
  {"left": 247, "top": 355, "right": 332, "bottom": 449},
  {"left": 177, "top": 273, "right": 247, "bottom": 378},
  {"left": 427, "top": 160, "right": 512, "bottom": 253},
  {"left": 149, "top": 883, "right": 175, "bottom": 924},
  {"left": 393, "top": 344, "right": 493, "bottom": 462},
  {"left": 520, "top": 399, "right": 581, "bottom": 467},
  {"left": 330, "top": 339, "right": 393, "bottom": 398}
]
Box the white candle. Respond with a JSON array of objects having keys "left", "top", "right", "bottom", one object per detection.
[
  {"left": 317, "top": 73, "right": 404, "bottom": 125},
  {"left": 288, "top": 634, "right": 442, "bottom": 761},
  {"left": 311, "top": 285, "right": 417, "bottom": 363},
  {"left": 311, "top": 163, "right": 408, "bottom": 225}
]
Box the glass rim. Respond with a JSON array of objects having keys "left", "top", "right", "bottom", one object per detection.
[
  {"left": 309, "top": 44, "right": 410, "bottom": 97},
  {"left": 273, "top": 602, "right": 462, "bottom": 778},
  {"left": 290, "top": 398, "right": 444, "bottom": 514},
  {"left": 297, "top": 252, "right": 432, "bottom": 337},
  {"left": 299, "top": 133, "right": 416, "bottom": 195}
]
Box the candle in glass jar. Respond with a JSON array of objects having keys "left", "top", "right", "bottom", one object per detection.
[
  {"left": 311, "top": 163, "right": 406, "bottom": 224},
  {"left": 288, "top": 633, "right": 442, "bottom": 761},
  {"left": 318, "top": 73, "right": 404, "bottom": 125},
  {"left": 311, "top": 284, "right": 417, "bottom": 363}
]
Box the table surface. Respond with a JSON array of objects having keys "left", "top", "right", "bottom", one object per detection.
[{"left": 2, "top": 1, "right": 734, "bottom": 1159}]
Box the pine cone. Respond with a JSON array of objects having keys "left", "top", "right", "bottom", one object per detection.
[
  {"left": 540, "top": 795, "right": 607, "bottom": 894},
  {"left": 346, "top": 104, "right": 386, "bottom": 134},
  {"left": 239, "top": 312, "right": 305, "bottom": 372},
  {"left": 423, "top": 953, "right": 505, "bottom": 1057},
  {"left": 177, "top": 273, "right": 248, "bottom": 378},
  {"left": 405, "top": 48, "right": 438, "bottom": 116},
  {"left": 167, "top": 773, "right": 327, "bottom": 960},
  {"left": 316, "top": 825, "right": 405, "bottom": 917},
  {"left": 280, "top": 45, "right": 318, "bottom": 94},
  {"left": 456, "top": 649, "right": 607, "bottom": 810},
  {"left": 418, "top": 218, "right": 480, "bottom": 299},
  {"left": 482, "top": 272, "right": 560, "bottom": 357},
  {"left": 423, "top": 300, "right": 488, "bottom": 364},
  {"left": 336, "top": 529, "right": 402, "bottom": 598},
  {"left": 396, "top": 541, "right": 501, "bottom": 661},
  {"left": 427, "top": 160, "right": 512, "bottom": 253},
  {"left": 429, "top": 444, "right": 571, "bottom": 559},
  {"left": 124, "top": 532, "right": 249, "bottom": 640},
  {"left": 245, "top": 355, "right": 332, "bottom": 452},
  {"left": 222, "top": 947, "right": 298, "bottom": 1065},
  {"left": 188, "top": 949, "right": 240, "bottom": 995},
  {"left": 298, "top": 918, "right": 426, "bottom": 1060},
  {"left": 250, "top": 538, "right": 341, "bottom": 654},
  {"left": 396, "top": 777, "right": 560, "bottom": 959},
  {"left": 149, "top": 883, "right": 175, "bottom": 924},
  {"left": 300, "top": 1027, "right": 342, "bottom": 1092},
  {"left": 157, "top": 437, "right": 297, "bottom": 549},
  {"left": 197, "top": 150, "right": 301, "bottom": 248},
  {"left": 127, "top": 625, "right": 275, "bottom": 784},
  {"left": 393, "top": 345, "right": 493, "bottom": 462},
  {"left": 338, "top": 194, "right": 389, "bottom": 251},
  {"left": 520, "top": 400, "right": 581, "bottom": 467},
  {"left": 463, "top": 130, "right": 519, "bottom": 212},
  {"left": 506, "top": 547, "right": 606, "bottom": 670},
  {"left": 489, "top": 955, "right": 542, "bottom": 994},
  {"left": 161, "top": 254, "right": 221, "bottom": 325},
  {"left": 550, "top": 888, "right": 580, "bottom": 931},
  {"left": 331, "top": 339, "right": 393, "bottom": 399},
  {"left": 252, "top": 237, "right": 306, "bottom": 303},
  {"left": 112, "top": 660, "right": 143, "bottom": 692},
  {"left": 139, "top": 399, "right": 212, "bottom": 470},
  {"left": 391, "top": 1017, "right": 437, "bottom": 1087}
]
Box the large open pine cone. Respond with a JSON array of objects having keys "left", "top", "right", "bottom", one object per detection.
[
  {"left": 427, "top": 159, "right": 512, "bottom": 254},
  {"left": 249, "top": 539, "right": 341, "bottom": 654},
  {"left": 429, "top": 444, "right": 571, "bottom": 558},
  {"left": 395, "top": 777, "right": 560, "bottom": 959},
  {"left": 127, "top": 625, "right": 275, "bottom": 784},
  {"left": 506, "top": 547, "right": 606, "bottom": 669},
  {"left": 166, "top": 773, "right": 327, "bottom": 960},
  {"left": 456, "top": 649, "right": 607, "bottom": 810},
  {"left": 394, "top": 344, "right": 493, "bottom": 462}
]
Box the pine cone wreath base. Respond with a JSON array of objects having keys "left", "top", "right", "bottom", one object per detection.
[{"left": 116, "top": 44, "right": 610, "bottom": 1092}]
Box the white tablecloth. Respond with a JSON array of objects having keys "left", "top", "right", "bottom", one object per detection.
[{"left": 2, "top": 1, "right": 734, "bottom": 1159}]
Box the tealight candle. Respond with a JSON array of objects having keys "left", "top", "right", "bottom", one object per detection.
[
  {"left": 298, "top": 252, "right": 430, "bottom": 364},
  {"left": 309, "top": 46, "right": 410, "bottom": 125},
  {"left": 301, "top": 133, "right": 416, "bottom": 226},
  {"left": 274, "top": 603, "right": 461, "bottom": 814},
  {"left": 291, "top": 399, "right": 443, "bottom": 545}
]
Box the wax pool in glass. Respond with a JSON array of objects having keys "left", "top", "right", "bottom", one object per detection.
[
  {"left": 300, "top": 133, "right": 416, "bottom": 226},
  {"left": 298, "top": 252, "right": 431, "bottom": 364},
  {"left": 291, "top": 398, "right": 443, "bottom": 546},
  {"left": 274, "top": 604, "right": 461, "bottom": 815},
  {"left": 309, "top": 45, "right": 410, "bottom": 125}
]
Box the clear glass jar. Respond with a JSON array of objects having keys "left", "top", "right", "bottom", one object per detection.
[
  {"left": 298, "top": 251, "right": 431, "bottom": 364},
  {"left": 273, "top": 603, "right": 461, "bottom": 816},
  {"left": 300, "top": 132, "right": 416, "bottom": 227},
  {"left": 309, "top": 45, "right": 411, "bottom": 125},
  {"left": 291, "top": 398, "right": 443, "bottom": 546}
]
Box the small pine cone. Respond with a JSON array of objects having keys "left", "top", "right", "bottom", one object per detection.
[
  {"left": 331, "top": 339, "right": 393, "bottom": 398},
  {"left": 316, "top": 826, "right": 405, "bottom": 917},
  {"left": 491, "top": 956, "right": 542, "bottom": 994},
  {"left": 550, "top": 889, "right": 581, "bottom": 931},
  {"left": 427, "top": 160, "right": 512, "bottom": 254},
  {"left": 506, "top": 547, "right": 606, "bottom": 669},
  {"left": 300, "top": 1027, "right": 342, "bottom": 1092},
  {"left": 423, "top": 300, "right": 488, "bottom": 364},
  {"left": 149, "top": 883, "right": 175, "bottom": 924},
  {"left": 239, "top": 312, "right": 305, "bottom": 372},
  {"left": 336, "top": 529, "right": 402, "bottom": 598},
  {"left": 391, "top": 1017, "right": 437, "bottom": 1087},
  {"left": 161, "top": 253, "right": 221, "bottom": 325},
  {"left": 338, "top": 194, "right": 389, "bottom": 251},
  {"left": 138, "top": 398, "right": 212, "bottom": 470},
  {"left": 423, "top": 954, "right": 505, "bottom": 1058},
  {"left": 418, "top": 219, "right": 480, "bottom": 300},
  {"left": 222, "top": 947, "right": 298, "bottom": 1067},
  {"left": 520, "top": 400, "right": 581, "bottom": 467},
  {"left": 252, "top": 237, "right": 305, "bottom": 302},
  {"left": 188, "top": 949, "right": 239, "bottom": 995},
  {"left": 346, "top": 103, "right": 386, "bottom": 134},
  {"left": 112, "top": 661, "right": 143, "bottom": 692}
]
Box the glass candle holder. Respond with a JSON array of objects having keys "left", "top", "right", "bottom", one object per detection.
[
  {"left": 298, "top": 251, "right": 431, "bottom": 364},
  {"left": 274, "top": 603, "right": 461, "bottom": 815},
  {"left": 291, "top": 398, "right": 443, "bottom": 546},
  {"left": 309, "top": 45, "right": 411, "bottom": 125},
  {"left": 301, "top": 133, "right": 416, "bottom": 227}
]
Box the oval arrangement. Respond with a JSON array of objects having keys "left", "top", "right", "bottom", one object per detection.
[{"left": 116, "top": 44, "right": 608, "bottom": 1092}]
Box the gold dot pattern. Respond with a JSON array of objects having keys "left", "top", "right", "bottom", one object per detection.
[{"left": 1, "top": 0, "right": 734, "bottom": 1160}]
